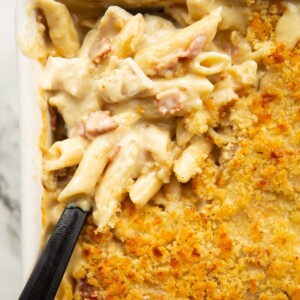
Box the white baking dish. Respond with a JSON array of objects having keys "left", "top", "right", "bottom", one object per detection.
[{"left": 16, "top": 0, "right": 43, "bottom": 282}]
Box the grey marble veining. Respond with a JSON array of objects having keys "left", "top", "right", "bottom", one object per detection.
[{"left": 0, "top": 0, "right": 22, "bottom": 298}]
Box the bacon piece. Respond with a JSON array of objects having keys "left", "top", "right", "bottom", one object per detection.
[
  {"left": 185, "top": 33, "right": 206, "bottom": 59},
  {"left": 89, "top": 37, "right": 111, "bottom": 64},
  {"left": 153, "top": 34, "right": 206, "bottom": 75},
  {"left": 68, "top": 111, "right": 118, "bottom": 139},
  {"left": 84, "top": 111, "right": 119, "bottom": 138},
  {"left": 156, "top": 89, "right": 184, "bottom": 115},
  {"left": 153, "top": 50, "right": 183, "bottom": 75}
]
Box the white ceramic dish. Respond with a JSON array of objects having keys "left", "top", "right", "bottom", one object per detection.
[{"left": 16, "top": 0, "right": 43, "bottom": 282}]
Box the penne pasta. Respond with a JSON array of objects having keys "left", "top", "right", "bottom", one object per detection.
[
  {"left": 44, "top": 137, "right": 89, "bottom": 171},
  {"left": 164, "top": 4, "right": 192, "bottom": 27},
  {"left": 134, "top": 7, "right": 222, "bottom": 74},
  {"left": 32, "top": 0, "right": 80, "bottom": 57},
  {"left": 142, "top": 124, "right": 172, "bottom": 165},
  {"left": 78, "top": 6, "right": 132, "bottom": 58},
  {"left": 58, "top": 113, "right": 140, "bottom": 202},
  {"left": 93, "top": 133, "right": 141, "bottom": 230},
  {"left": 174, "top": 137, "right": 212, "bottom": 183},
  {"left": 187, "top": 0, "right": 247, "bottom": 30},
  {"left": 58, "top": 130, "right": 119, "bottom": 202},
  {"left": 111, "top": 13, "right": 145, "bottom": 58},
  {"left": 275, "top": 3, "right": 300, "bottom": 50},
  {"left": 129, "top": 171, "right": 163, "bottom": 206},
  {"left": 187, "top": 51, "right": 231, "bottom": 75},
  {"left": 176, "top": 119, "right": 194, "bottom": 146}
]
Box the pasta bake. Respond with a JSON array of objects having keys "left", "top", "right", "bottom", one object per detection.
[{"left": 26, "top": 0, "right": 300, "bottom": 299}]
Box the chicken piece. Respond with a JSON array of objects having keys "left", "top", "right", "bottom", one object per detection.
[
  {"left": 97, "top": 57, "right": 154, "bottom": 103},
  {"left": 42, "top": 57, "right": 95, "bottom": 99},
  {"left": 156, "top": 88, "right": 184, "bottom": 115}
]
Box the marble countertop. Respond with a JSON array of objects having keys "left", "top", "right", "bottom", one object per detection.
[{"left": 0, "top": 0, "right": 22, "bottom": 298}]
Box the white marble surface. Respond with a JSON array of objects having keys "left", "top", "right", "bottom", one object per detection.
[{"left": 0, "top": 0, "right": 22, "bottom": 298}]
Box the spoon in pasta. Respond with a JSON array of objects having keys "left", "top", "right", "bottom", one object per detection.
[{"left": 19, "top": 205, "right": 89, "bottom": 300}]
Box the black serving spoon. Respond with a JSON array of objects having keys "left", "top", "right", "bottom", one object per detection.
[{"left": 19, "top": 205, "right": 89, "bottom": 300}]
